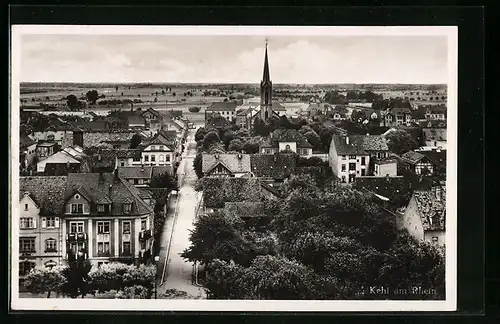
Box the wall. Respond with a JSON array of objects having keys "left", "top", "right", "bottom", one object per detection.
[
  {"left": 374, "top": 162, "right": 398, "bottom": 177},
  {"left": 336, "top": 154, "right": 370, "bottom": 182},
  {"left": 400, "top": 194, "right": 425, "bottom": 241},
  {"left": 278, "top": 142, "right": 297, "bottom": 153},
  {"left": 141, "top": 145, "right": 174, "bottom": 166}
]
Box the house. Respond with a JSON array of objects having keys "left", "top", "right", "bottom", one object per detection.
[
  {"left": 18, "top": 176, "right": 67, "bottom": 276},
  {"left": 373, "top": 157, "right": 398, "bottom": 177},
  {"left": 419, "top": 120, "right": 447, "bottom": 149},
  {"left": 20, "top": 133, "right": 37, "bottom": 172},
  {"left": 118, "top": 166, "right": 174, "bottom": 188},
  {"left": 205, "top": 101, "right": 238, "bottom": 124},
  {"left": 37, "top": 145, "right": 86, "bottom": 174},
  {"left": 382, "top": 108, "right": 412, "bottom": 127},
  {"left": 425, "top": 106, "right": 447, "bottom": 120},
  {"left": 259, "top": 129, "right": 313, "bottom": 157},
  {"left": 36, "top": 142, "right": 58, "bottom": 161},
  {"left": 418, "top": 149, "right": 446, "bottom": 176},
  {"left": 250, "top": 153, "right": 296, "bottom": 181},
  {"left": 127, "top": 115, "right": 147, "bottom": 129},
  {"left": 235, "top": 107, "right": 254, "bottom": 128},
  {"left": 400, "top": 151, "right": 435, "bottom": 175},
  {"left": 139, "top": 130, "right": 177, "bottom": 166},
  {"left": 400, "top": 186, "right": 446, "bottom": 247},
  {"left": 202, "top": 153, "right": 251, "bottom": 178},
  {"left": 328, "top": 135, "right": 390, "bottom": 183},
  {"left": 32, "top": 127, "right": 74, "bottom": 149},
  {"left": 141, "top": 107, "right": 162, "bottom": 121},
  {"left": 332, "top": 110, "right": 347, "bottom": 121},
  {"left": 63, "top": 172, "right": 155, "bottom": 266}
]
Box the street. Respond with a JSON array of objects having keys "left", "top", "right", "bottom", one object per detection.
[{"left": 157, "top": 129, "right": 206, "bottom": 299}]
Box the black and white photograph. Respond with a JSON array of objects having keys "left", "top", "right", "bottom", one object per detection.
[{"left": 10, "top": 25, "right": 457, "bottom": 311}]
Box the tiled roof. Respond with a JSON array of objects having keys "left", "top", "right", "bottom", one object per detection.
[
  {"left": 158, "top": 130, "right": 177, "bottom": 140},
  {"left": 260, "top": 129, "right": 313, "bottom": 149},
  {"left": 224, "top": 202, "right": 265, "bottom": 218},
  {"left": 354, "top": 176, "right": 407, "bottom": 203},
  {"left": 206, "top": 101, "right": 238, "bottom": 112},
  {"left": 65, "top": 173, "right": 153, "bottom": 216},
  {"left": 401, "top": 151, "right": 428, "bottom": 165},
  {"left": 82, "top": 131, "right": 137, "bottom": 148},
  {"left": 20, "top": 176, "right": 67, "bottom": 215},
  {"left": 426, "top": 106, "right": 447, "bottom": 114},
  {"left": 271, "top": 102, "right": 287, "bottom": 111},
  {"left": 389, "top": 107, "right": 412, "bottom": 115},
  {"left": 118, "top": 167, "right": 153, "bottom": 179},
  {"left": 250, "top": 153, "right": 296, "bottom": 180},
  {"left": 141, "top": 107, "right": 162, "bottom": 118},
  {"left": 414, "top": 188, "right": 446, "bottom": 231},
  {"left": 419, "top": 150, "right": 446, "bottom": 170},
  {"left": 128, "top": 115, "right": 146, "bottom": 125},
  {"left": 202, "top": 153, "right": 251, "bottom": 174},
  {"left": 236, "top": 108, "right": 253, "bottom": 116},
  {"left": 20, "top": 133, "right": 37, "bottom": 149},
  {"left": 332, "top": 135, "right": 389, "bottom": 155},
  {"left": 44, "top": 163, "right": 81, "bottom": 176}
]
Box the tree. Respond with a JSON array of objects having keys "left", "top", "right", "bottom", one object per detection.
[
  {"left": 150, "top": 171, "right": 179, "bottom": 192},
  {"left": 303, "top": 130, "right": 322, "bottom": 150},
  {"left": 193, "top": 153, "right": 203, "bottom": 179},
  {"left": 24, "top": 266, "right": 66, "bottom": 298},
  {"left": 66, "top": 94, "right": 79, "bottom": 110},
  {"left": 129, "top": 133, "right": 142, "bottom": 149},
  {"left": 116, "top": 86, "right": 119, "bottom": 92},
  {"left": 203, "top": 130, "right": 221, "bottom": 150},
  {"left": 253, "top": 117, "right": 269, "bottom": 137},
  {"left": 385, "top": 129, "right": 418, "bottom": 154},
  {"left": 351, "top": 110, "right": 366, "bottom": 123},
  {"left": 242, "top": 140, "right": 260, "bottom": 154},
  {"left": 188, "top": 106, "right": 201, "bottom": 113},
  {"left": 172, "top": 92, "right": 176, "bottom": 97},
  {"left": 61, "top": 259, "right": 92, "bottom": 298},
  {"left": 228, "top": 139, "right": 243, "bottom": 152},
  {"left": 161, "top": 90, "right": 165, "bottom": 95},
  {"left": 181, "top": 211, "right": 253, "bottom": 266},
  {"left": 86, "top": 90, "right": 99, "bottom": 105}
]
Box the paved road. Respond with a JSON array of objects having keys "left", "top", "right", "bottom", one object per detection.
[{"left": 157, "top": 129, "right": 206, "bottom": 299}]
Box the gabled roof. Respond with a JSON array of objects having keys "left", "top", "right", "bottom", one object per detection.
[
  {"left": 128, "top": 115, "right": 146, "bottom": 125},
  {"left": 118, "top": 167, "right": 153, "bottom": 179},
  {"left": 425, "top": 106, "right": 447, "bottom": 114},
  {"left": 250, "top": 153, "right": 296, "bottom": 180},
  {"left": 400, "top": 151, "right": 430, "bottom": 165},
  {"left": 418, "top": 150, "right": 446, "bottom": 170},
  {"left": 20, "top": 176, "right": 67, "bottom": 215},
  {"left": 65, "top": 173, "right": 153, "bottom": 216},
  {"left": 260, "top": 129, "right": 313, "bottom": 149},
  {"left": 271, "top": 102, "right": 286, "bottom": 111},
  {"left": 141, "top": 107, "right": 162, "bottom": 118},
  {"left": 206, "top": 101, "right": 238, "bottom": 112},
  {"left": 332, "top": 135, "right": 389, "bottom": 155},
  {"left": 202, "top": 153, "right": 251, "bottom": 174},
  {"left": 388, "top": 107, "right": 412, "bottom": 115}
]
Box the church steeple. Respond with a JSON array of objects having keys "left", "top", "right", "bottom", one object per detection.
[
  {"left": 262, "top": 38, "right": 270, "bottom": 83},
  {"left": 260, "top": 38, "right": 273, "bottom": 121}
]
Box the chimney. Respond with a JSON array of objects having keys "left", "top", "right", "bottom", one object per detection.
[
  {"left": 98, "top": 154, "right": 101, "bottom": 161},
  {"left": 237, "top": 153, "right": 242, "bottom": 160},
  {"left": 345, "top": 136, "right": 349, "bottom": 145}
]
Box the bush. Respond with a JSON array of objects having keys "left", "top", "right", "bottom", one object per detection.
[{"left": 188, "top": 106, "right": 201, "bottom": 113}]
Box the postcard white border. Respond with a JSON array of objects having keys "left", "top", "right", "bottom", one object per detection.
[{"left": 10, "top": 25, "right": 458, "bottom": 312}]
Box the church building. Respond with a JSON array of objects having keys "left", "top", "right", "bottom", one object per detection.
[{"left": 240, "top": 40, "right": 286, "bottom": 129}]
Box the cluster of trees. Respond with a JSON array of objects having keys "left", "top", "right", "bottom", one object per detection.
[
  {"left": 252, "top": 115, "right": 308, "bottom": 137},
  {"left": 324, "top": 90, "right": 383, "bottom": 105},
  {"left": 188, "top": 106, "right": 201, "bottom": 113},
  {"left": 385, "top": 129, "right": 419, "bottom": 155},
  {"left": 183, "top": 175, "right": 445, "bottom": 300},
  {"left": 371, "top": 98, "right": 412, "bottom": 110},
  {"left": 24, "top": 262, "right": 156, "bottom": 299}
]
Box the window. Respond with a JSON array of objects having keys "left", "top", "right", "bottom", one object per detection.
[
  {"left": 151, "top": 146, "right": 156, "bottom": 151},
  {"left": 361, "top": 169, "right": 366, "bottom": 176},
  {"left": 70, "top": 221, "right": 84, "bottom": 233},
  {"left": 144, "top": 155, "right": 149, "bottom": 162},
  {"left": 24, "top": 204, "right": 28, "bottom": 211},
  {"left": 123, "top": 203, "right": 132, "bottom": 214},
  {"left": 141, "top": 219, "right": 147, "bottom": 231},
  {"left": 97, "top": 242, "right": 111, "bottom": 255},
  {"left": 46, "top": 216, "right": 56, "bottom": 227},
  {"left": 71, "top": 203, "right": 83, "bottom": 214},
  {"left": 45, "top": 238, "right": 57, "bottom": 252},
  {"left": 20, "top": 217, "right": 34, "bottom": 229},
  {"left": 349, "top": 163, "right": 356, "bottom": 171},
  {"left": 349, "top": 155, "right": 356, "bottom": 160},
  {"left": 341, "top": 176, "right": 346, "bottom": 183},
  {"left": 97, "top": 221, "right": 110, "bottom": 234},
  {"left": 159, "top": 145, "right": 164, "bottom": 150},
  {"left": 285, "top": 144, "right": 291, "bottom": 151},
  {"left": 123, "top": 221, "right": 131, "bottom": 234},
  {"left": 121, "top": 162, "right": 125, "bottom": 167},
  {"left": 97, "top": 204, "right": 105, "bottom": 213},
  {"left": 165, "top": 155, "right": 170, "bottom": 162},
  {"left": 133, "top": 156, "right": 141, "bottom": 162},
  {"left": 341, "top": 164, "right": 346, "bottom": 172},
  {"left": 123, "top": 242, "right": 131, "bottom": 255},
  {"left": 159, "top": 154, "right": 164, "bottom": 162},
  {"left": 140, "top": 241, "right": 146, "bottom": 250},
  {"left": 432, "top": 237, "right": 439, "bottom": 242},
  {"left": 151, "top": 155, "right": 156, "bottom": 162},
  {"left": 20, "top": 237, "right": 35, "bottom": 253},
  {"left": 342, "top": 155, "right": 346, "bottom": 160},
  {"left": 266, "top": 149, "right": 271, "bottom": 154},
  {"left": 361, "top": 157, "right": 366, "bottom": 166},
  {"left": 19, "top": 261, "right": 36, "bottom": 276}
]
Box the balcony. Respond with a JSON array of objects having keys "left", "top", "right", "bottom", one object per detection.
[
  {"left": 66, "top": 233, "right": 88, "bottom": 241},
  {"left": 139, "top": 229, "right": 152, "bottom": 241},
  {"left": 66, "top": 251, "right": 88, "bottom": 262}
]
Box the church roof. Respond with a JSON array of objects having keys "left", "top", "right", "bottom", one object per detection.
[{"left": 262, "top": 42, "right": 270, "bottom": 82}]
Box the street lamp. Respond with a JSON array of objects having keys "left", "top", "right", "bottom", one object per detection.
[{"left": 154, "top": 255, "right": 160, "bottom": 299}]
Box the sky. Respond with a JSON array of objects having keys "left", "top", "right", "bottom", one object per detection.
[{"left": 19, "top": 34, "right": 448, "bottom": 84}]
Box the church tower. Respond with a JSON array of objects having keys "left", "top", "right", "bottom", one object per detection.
[{"left": 260, "top": 39, "right": 273, "bottom": 121}]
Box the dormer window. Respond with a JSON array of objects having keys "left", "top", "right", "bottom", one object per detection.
[
  {"left": 97, "top": 204, "right": 106, "bottom": 213},
  {"left": 123, "top": 203, "right": 132, "bottom": 214}
]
